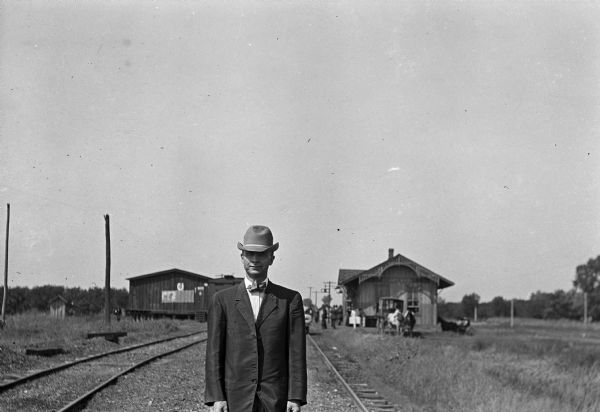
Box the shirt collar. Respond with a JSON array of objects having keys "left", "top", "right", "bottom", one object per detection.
[{"left": 244, "top": 276, "right": 269, "bottom": 288}]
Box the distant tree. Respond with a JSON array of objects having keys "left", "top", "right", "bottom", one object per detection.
[
  {"left": 29, "top": 285, "right": 64, "bottom": 311},
  {"left": 574, "top": 256, "right": 600, "bottom": 293},
  {"left": 112, "top": 288, "right": 129, "bottom": 310},
  {"left": 542, "top": 290, "right": 577, "bottom": 319},
  {"left": 321, "top": 294, "right": 332, "bottom": 306},
  {"left": 461, "top": 293, "right": 480, "bottom": 318},
  {"left": 572, "top": 255, "right": 600, "bottom": 321},
  {"left": 589, "top": 292, "right": 600, "bottom": 321},
  {"left": 511, "top": 299, "right": 530, "bottom": 318},
  {"left": 0, "top": 285, "right": 129, "bottom": 315},
  {"left": 490, "top": 296, "right": 510, "bottom": 317},
  {"left": 1, "top": 286, "right": 29, "bottom": 314},
  {"left": 529, "top": 291, "right": 553, "bottom": 318},
  {"left": 85, "top": 287, "right": 105, "bottom": 314},
  {"left": 437, "top": 301, "right": 463, "bottom": 319}
]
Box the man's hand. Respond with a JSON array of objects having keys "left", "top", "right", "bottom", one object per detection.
[
  {"left": 212, "top": 400, "right": 228, "bottom": 412},
  {"left": 286, "top": 400, "right": 301, "bottom": 412}
]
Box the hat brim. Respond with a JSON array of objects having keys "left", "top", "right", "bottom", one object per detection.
[{"left": 237, "top": 242, "right": 279, "bottom": 253}]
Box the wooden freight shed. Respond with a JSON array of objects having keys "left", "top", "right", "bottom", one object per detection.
[
  {"left": 338, "top": 249, "right": 454, "bottom": 327},
  {"left": 49, "top": 295, "right": 69, "bottom": 319},
  {"left": 127, "top": 268, "right": 243, "bottom": 321}
]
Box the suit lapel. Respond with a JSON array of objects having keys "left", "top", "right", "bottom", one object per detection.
[
  {"left": 256, "top": 283, "right": 278, "bottom": 328},
  {"left": 234, "top": 281, "right": 256, "bottom": 332}
]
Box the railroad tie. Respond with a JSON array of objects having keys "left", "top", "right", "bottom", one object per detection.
[
  {"left": 357, "top": 392, "right": 380, "bottom": 399},
  {"left": 359, "top": 394, "right": 382, "bottom": 399}
]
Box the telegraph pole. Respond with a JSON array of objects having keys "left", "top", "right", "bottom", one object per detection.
[
  {"left": 583, "top": 292, "right": 588, "bottom": 325},
  {"left": 1, "top": 204, "right": 9, "bottom": 328},
  {"left": 322, "top": 281, "right": 334, "bottom": 306},
  {"left": 323, "top": 281, "right": 334, "bottom": 295},
  {"left": 510, "top": 298, "right": 514, "bottom": 328},
  {"left": 313, "top": 290, "right": 321, "bottom": 306},
  {"left": 104, "top": 214, "right": 111, "bottom": 325}
]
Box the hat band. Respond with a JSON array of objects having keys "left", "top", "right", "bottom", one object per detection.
[{"left": 243, "top": 243, "right": 273, "bottom": 248}]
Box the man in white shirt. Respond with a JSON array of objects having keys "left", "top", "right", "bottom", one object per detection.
[{"left": 205, "top": 225, "right": 307, "bottom": 412}]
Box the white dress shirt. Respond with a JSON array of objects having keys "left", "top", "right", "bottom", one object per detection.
[{"left": 244, "top": 276, "right": 268, "bottom": 321}]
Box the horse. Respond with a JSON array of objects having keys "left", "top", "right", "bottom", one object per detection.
[
  {"left": 385, "top": 308, "right": 403, "bottom": 334},
  {"left": 403, "top": 310, "right": 416, "bottom": 333},
  {"left": 384, "top": 309, "right": 417, "bottom": 336}
]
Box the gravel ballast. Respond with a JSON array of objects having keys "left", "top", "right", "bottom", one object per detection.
[{"left": 82, "top": 336, "right": 357, "bottom": 411}]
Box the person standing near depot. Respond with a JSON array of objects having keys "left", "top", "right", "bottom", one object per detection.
[{"left": 205, "top": 225, "right": 307, "bottom": 412}]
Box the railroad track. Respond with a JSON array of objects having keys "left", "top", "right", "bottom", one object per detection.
[
  {"left": 0, "top": 331, "right": 206, "bottom": 412},
  {"left": 307, "top": 334, "right": 398, "bottom": 412}
]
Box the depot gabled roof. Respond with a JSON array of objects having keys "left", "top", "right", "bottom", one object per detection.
[
  {"left": 338, "top": 269, "right": 364, "bottom": 284},
  {"left": 338, "top": 253, "right": 454, "bottom": 289}
]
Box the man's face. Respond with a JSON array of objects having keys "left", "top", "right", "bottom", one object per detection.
[{"left": 241, "top": 250, "right": 274, "bottom": 280}]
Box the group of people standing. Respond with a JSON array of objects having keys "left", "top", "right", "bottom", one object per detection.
[{"left": 318, "top": 304, "right": 343, "bottom": 329}]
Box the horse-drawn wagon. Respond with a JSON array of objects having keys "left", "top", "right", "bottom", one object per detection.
[{"left": 376, "top": 297, "right": 416, "bottom": 336}]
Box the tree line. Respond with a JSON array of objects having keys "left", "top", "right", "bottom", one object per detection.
[
  {"left": 0, "top": 285, "right": 128, "bottom": 315},
  {"left": 2, "top": 255, "right": 599, "bottom": 321},
  {"left": 440, "top": 255, "right": 600, "bottom": 321}
]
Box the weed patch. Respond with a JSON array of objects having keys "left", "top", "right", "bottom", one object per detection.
[{"left": 314, "top": 323, "right": 600, "bottom": 412}]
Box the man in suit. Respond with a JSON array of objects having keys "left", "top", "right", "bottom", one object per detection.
[{"left": 205, "top": 225, "right": 307, "bottom": 412}]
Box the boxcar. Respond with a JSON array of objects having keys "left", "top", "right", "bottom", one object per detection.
[{"left": 127, "top": 268, "right": 243, "bottom": 321}]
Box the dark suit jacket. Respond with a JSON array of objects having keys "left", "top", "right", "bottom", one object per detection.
[{"left": 204, "top": 281, "right": 307, "bottom": 412}]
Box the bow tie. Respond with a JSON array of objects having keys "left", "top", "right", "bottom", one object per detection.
[{"left": 247, "top": 280, "right": 267, "bottom": 293}]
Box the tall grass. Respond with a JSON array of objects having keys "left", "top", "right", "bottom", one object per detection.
[
  {"left": 0, "top": 311, "right": 201, "bottom": 349},
  {"left": 317, "top": 323, "right": 600, "bottom": 412}
]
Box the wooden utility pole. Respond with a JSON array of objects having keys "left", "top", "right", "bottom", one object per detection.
[
  {"left": 1, "top": 204, "right": 9, "bottom": 327},
  {"left": 584, "top": 292, "right": 588, "bottom": 325},
  {"left": 313, "top": 290, "right": 321, "bottom": 306},
  {"left": 510, "top": 299, "right": 514, "bottom": 328},
  {"left": 104, "top": 214, "right": 111, "bottom": 325}
]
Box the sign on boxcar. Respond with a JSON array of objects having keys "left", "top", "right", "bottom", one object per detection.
[{"left": 161, "top": 290, "right": 194, "bottom": 303}]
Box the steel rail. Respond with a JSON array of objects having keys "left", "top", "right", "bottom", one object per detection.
[
  {"left": 0, "top": 330, "right": 205, "bottom": 392},
  {"left": 57, "top": 336, "right": 206, "bottom": 412},
  {"left": 307, "top": 334, "right": 370, "bottom": 412}
]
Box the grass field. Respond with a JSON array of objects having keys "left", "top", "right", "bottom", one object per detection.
[
  {"left": 0, "top": 312, "right": 204, "bottom": 374},
  {"left": 314, "top": 318, "right": 600, "bottom": 412}
]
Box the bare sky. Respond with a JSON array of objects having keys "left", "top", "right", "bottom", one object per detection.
[{"left": 1, "top": 1, "right": 599, "bottom": 303}]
